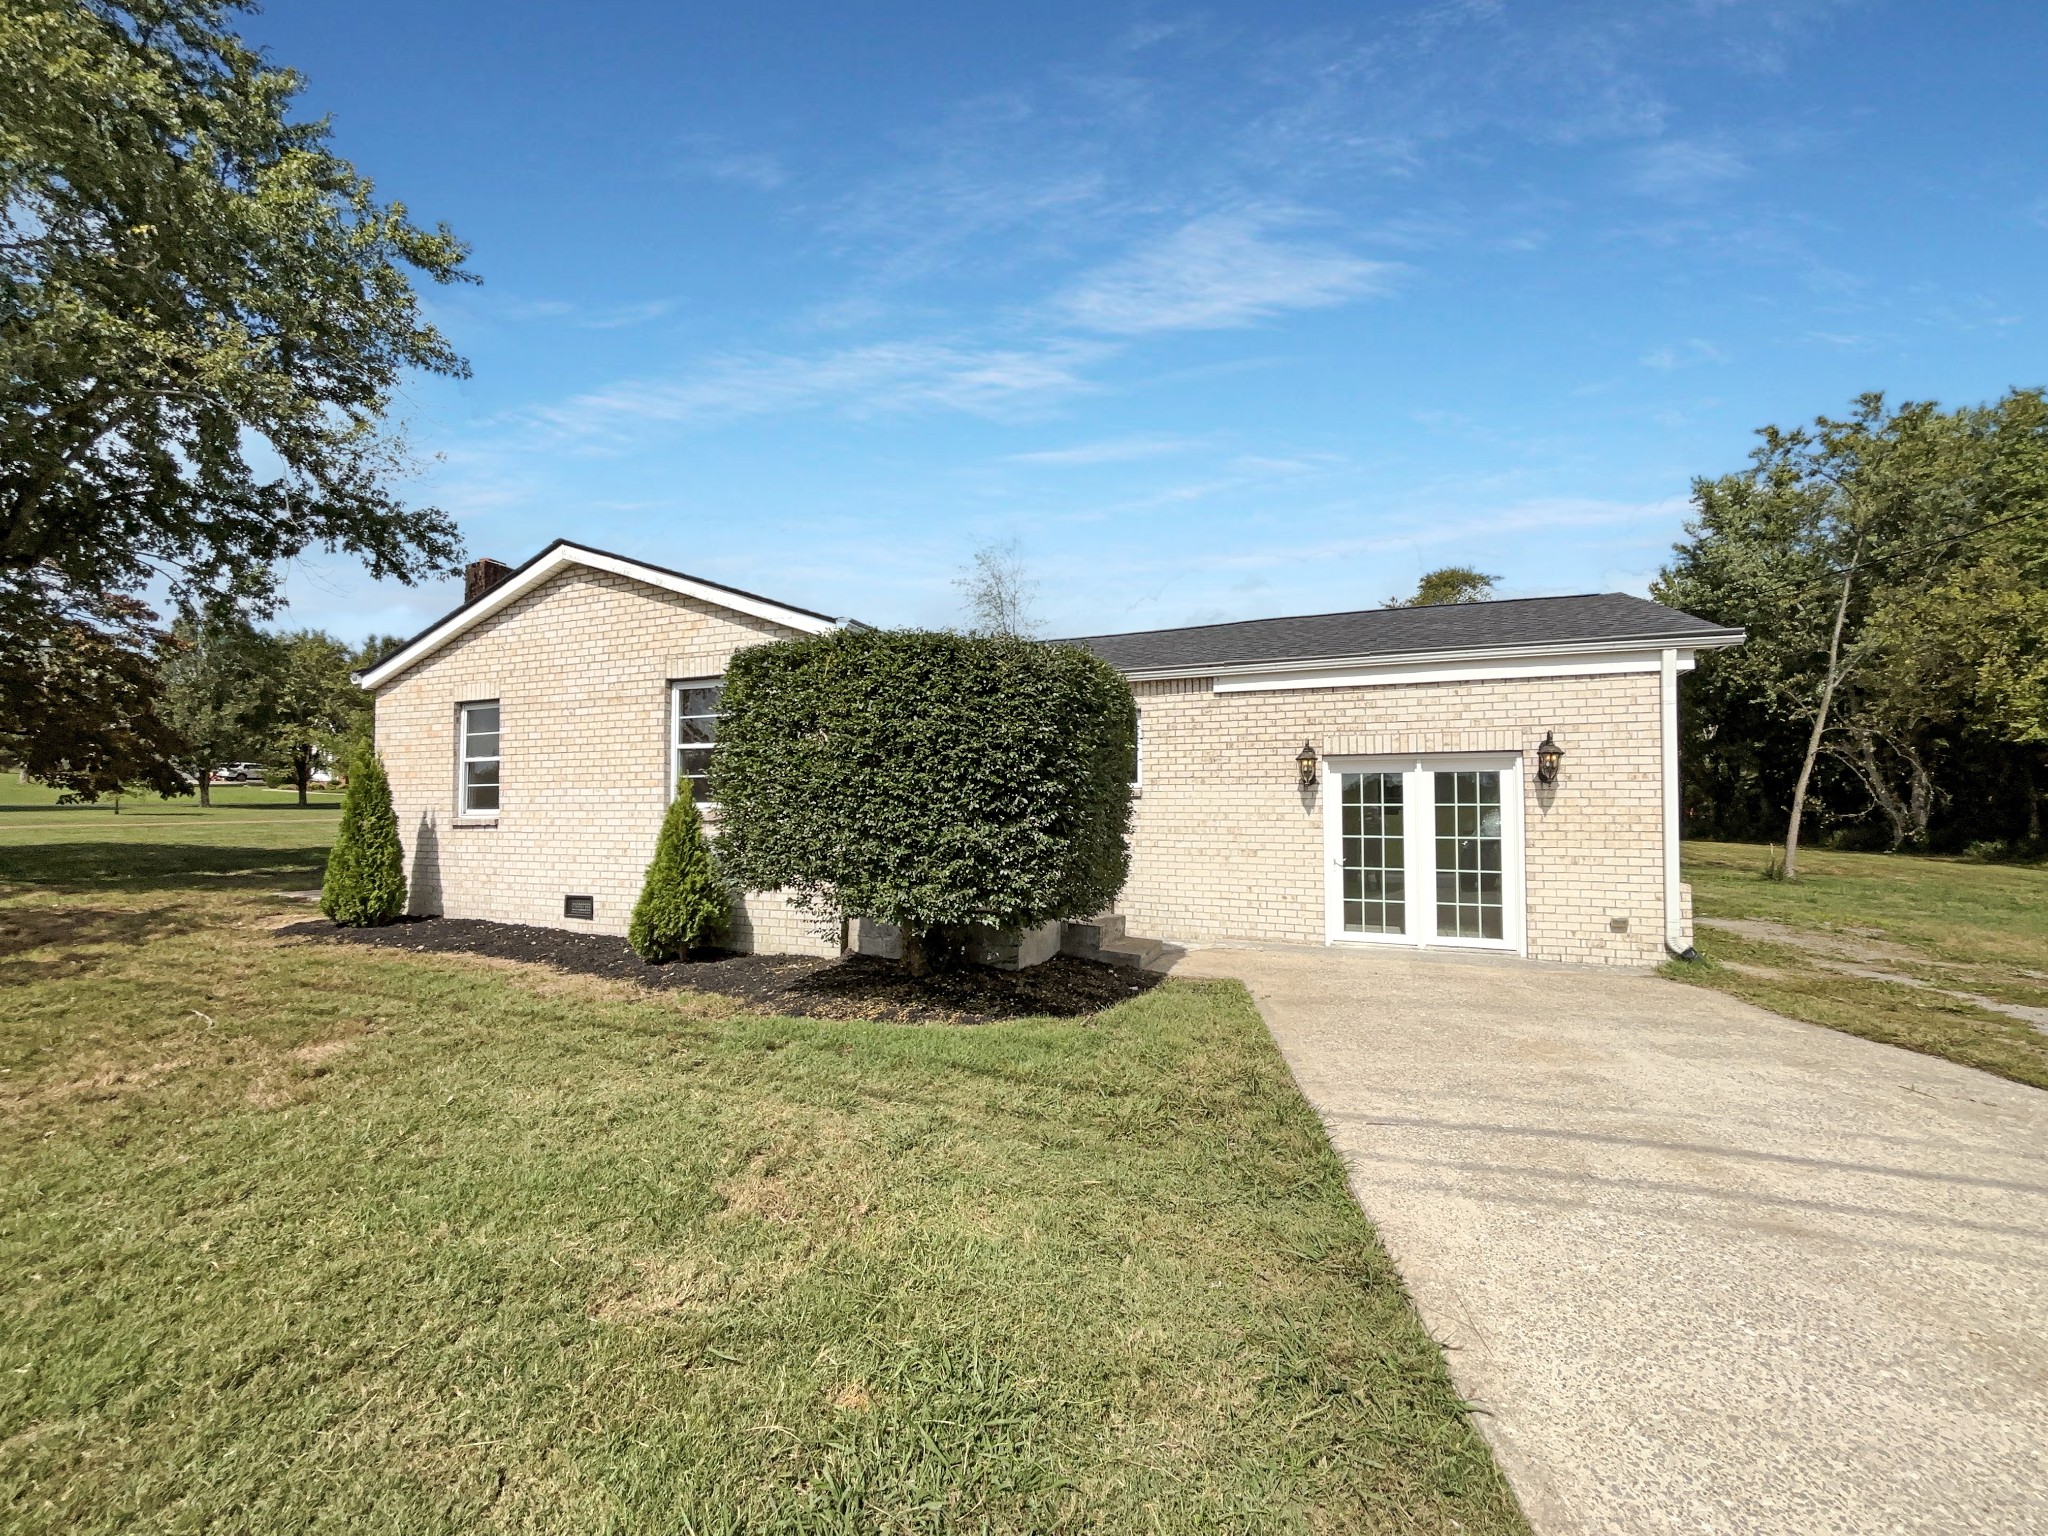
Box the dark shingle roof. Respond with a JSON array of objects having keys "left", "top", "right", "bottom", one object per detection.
[{"left": 1058, "top": 593, "right": 1741, "bottom": 675}]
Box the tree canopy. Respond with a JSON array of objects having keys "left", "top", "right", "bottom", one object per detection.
[
  {"left": 1386, "top": 567, "right": 1498, "bottom": 608},
  {"left": 954, "top": 538, "right": 1040, "bottom": 637},
  {"left": 157, "top": 603, "right": 272, "bottom": 805},
  {"left": 1, "top": 0, "right": 471, "bottom": 794},
  {"left": 1657, "top": 389, "right": 2048, "bottom": 862}
]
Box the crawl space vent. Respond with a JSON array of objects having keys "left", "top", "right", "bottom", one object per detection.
[{"left": 563, "top": 895, "right": 595, "bottom": 921}]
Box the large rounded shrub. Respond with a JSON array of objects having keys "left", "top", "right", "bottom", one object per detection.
[{"left": 711, "top": 629, "right": 1135, "bottom": 972}]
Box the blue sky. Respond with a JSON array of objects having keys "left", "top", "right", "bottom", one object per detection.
[{"left": 243, "top": 0, "right": 2047, "bottom": 643}]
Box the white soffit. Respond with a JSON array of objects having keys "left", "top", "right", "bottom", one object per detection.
[
  {"left": 1206, "top": 646, "right": 1701, "bottom": 694},
  {"left": 358, "top": 543, "right": 841, "bottom": 690}
]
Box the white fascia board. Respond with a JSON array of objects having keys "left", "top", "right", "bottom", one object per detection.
[
  {"left": 1200, "top": 641, "right": 1707, "bottom": 694},
  {"left": 357, "top": 545, "right": 840, "bottom": 690}
]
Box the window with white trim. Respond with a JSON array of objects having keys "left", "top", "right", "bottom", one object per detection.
[
  {"left": 459, "top": 701, "right": 500, "bottom": 817},
  {"left": 1130, "top": 708, "right": 1143, "bottom": 788},
  {"left": 671, "top": 678, "right": 723, "bottom": 803}
]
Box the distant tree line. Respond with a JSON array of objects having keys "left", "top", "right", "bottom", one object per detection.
[
  {"left": 156, "top": 610, "right": 398, "bottom": 804},
  {"left": 1656, "top": 390, "right": 2047, "bottom": 870}
]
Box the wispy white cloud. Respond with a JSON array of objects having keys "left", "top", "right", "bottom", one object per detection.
[
  {"left": 1054, "top": 210, "right": 1399, "bottom": 334},
  {"left": 1625, "top": 137, "right": 1750, "bottom": 200},
  {"left": 497, "top": 296, "right": 679, "bottom": 330},
  {"left": 520, "top": 336, "right": 1112, "bottom": 442},
  {"left": 675, "top": 133, "right": 788, "bottom": 191},
  {"left": 1004, "top": 435, "right": 1201, "bottom": 466},
  {"left": 1179, "top": 496, "right": 1685, "bottom": 573},
  {"left": 579, "top": 299, "right": 680, "bottom": 331},
  {"left": 1639, "top": 338, "right": 1726, "bottom": 369}
]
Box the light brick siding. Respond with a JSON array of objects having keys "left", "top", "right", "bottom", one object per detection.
[
  {"left": 371, "top": 566, "right": 838, "bottom": 955},
  {"left": 1125, "top": 670, "right": 1677, "bottom": 965},
  {"left": 374, "top": 562, "right": 1682, "bottom": 967}
]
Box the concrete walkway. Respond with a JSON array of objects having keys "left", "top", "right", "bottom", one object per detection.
[{"left": 1167, "top": 942, "right": 2048, "bottom": 1536}]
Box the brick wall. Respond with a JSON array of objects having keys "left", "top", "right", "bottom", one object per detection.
[
  {"left": 1125, "top": 669, "right": 1678, "bottom": 965},
  {"left": 371, "top": 566, "right": 839, "bottom": 956},
  {"left": 374, "top": 564, "right": 1682, "bottom": 966}
]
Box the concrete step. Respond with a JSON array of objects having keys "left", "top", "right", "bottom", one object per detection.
[
  {"left": 1059, "top": 913, "right": 1126, "bottom": 960},
  {"left": 1096, "top": 935, "right": 1167, "bottom": 971}
]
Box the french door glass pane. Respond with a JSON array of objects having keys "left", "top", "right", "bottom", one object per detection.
[
  {"left": 1434, "top": 770, "right": 1504, "bottom": 940},
  {"left": 1340, "top": 772, "right": 1405, "bottom": 934}
]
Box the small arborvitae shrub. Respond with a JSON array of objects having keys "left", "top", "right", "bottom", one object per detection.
[
  {"left": 628, "top": 782, "right": 729, "bottom": 961},
  {"left": 321, "top": 748, "right": 407, "bottom": 926}
]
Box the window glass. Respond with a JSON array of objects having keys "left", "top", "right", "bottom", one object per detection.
[
  {"left": 1340, "top": 772, "right": 1405, "bottom": 934},
  {"left": 460, "top": 702, "right": 500, "bottom": 816},
  {"left": 1433, "top": 769, "right": 1503, "bottom": 940},
  {"left": 672, "top": 679, "right": 723, "bottom": 802}
]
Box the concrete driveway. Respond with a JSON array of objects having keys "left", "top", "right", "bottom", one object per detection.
[{"left": 1167, "top": 942, "right": 2048, "bottom": 1536}]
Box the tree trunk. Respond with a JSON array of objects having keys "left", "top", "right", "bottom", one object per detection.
[
  {"left": 1843, "top": 728, "right": 1911, "bottom": 851},
  {"left": 1903, "top": 740, "right": 1934, "bottom": 848},
  {"left": 198, "top": 768, "right": 211, "bottom": 808},
  {"left": 295, "top": 745, "right": 310, "bottom": 806},
  {"left": 900, "top": 927, "right": 929, "bottom": 978},
  {"left": 1783, "top": 557, "right": 1859, "bottom": 880}
]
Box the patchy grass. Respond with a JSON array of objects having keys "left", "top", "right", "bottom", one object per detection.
[
  {"left": 0, "top": 818, "right": 1524, "bottom": 1532},
  {"left": 1672, "top": 841, "right": 2048, "bottom": 1090}
]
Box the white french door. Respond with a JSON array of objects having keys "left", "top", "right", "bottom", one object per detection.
[{"left": 1322, "top": 754, "right": 1525, "bottom": 953}]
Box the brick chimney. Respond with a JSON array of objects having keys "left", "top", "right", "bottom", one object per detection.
[{"left": 464, "top": 557, "right": 514, "bottom": 604}]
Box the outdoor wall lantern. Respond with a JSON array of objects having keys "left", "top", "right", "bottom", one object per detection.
[
  {"left": 1296, "top": 741, "right": 1319, "bottom": 788},
  {"left": 1535, "top": 731, "right": 1565, "bottom": 785}
]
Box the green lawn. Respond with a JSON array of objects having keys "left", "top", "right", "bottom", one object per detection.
[
  {"left": 0, "top": 807, "right": 1523, "bottom": 1532},
  {"left": 1674, "top": 840, "right": 2048, "bottom": 1090}
]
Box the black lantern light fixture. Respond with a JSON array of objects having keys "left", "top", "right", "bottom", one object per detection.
[
  {"left": 1296, "top": 741, "right": 1318, "bottom": 788},
  {"left": 1535, "top": 731, "right": 1564, "bottom": 785}
]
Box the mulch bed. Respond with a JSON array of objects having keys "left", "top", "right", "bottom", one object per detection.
[{"left": 275, "top": 915, "right": 1163, "bottom": 1024}]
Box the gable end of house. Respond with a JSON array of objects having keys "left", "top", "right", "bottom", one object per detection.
[{"left": 356, "top": 540, "right": 850, "bottom": 691}]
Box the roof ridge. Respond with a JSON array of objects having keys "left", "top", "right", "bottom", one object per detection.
[
  {"left": 1056, "top": 590, "right": 1634, "bottom": 646},
  {"left": 540, "top": 538, "right": 843, "bottom": 624}
]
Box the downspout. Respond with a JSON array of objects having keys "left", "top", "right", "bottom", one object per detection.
[{"left": 1661, "top": 647, "right": 1695, "bottom": 962}]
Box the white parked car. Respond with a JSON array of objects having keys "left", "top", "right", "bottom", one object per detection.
[{"left": 212, "top": 763, "right": 268, "bottom": 784}]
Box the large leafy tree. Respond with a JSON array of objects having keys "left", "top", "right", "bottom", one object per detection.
[
  {"left": 1, "top": 0, "right": 472, "bottom": 796},
  {"left": 263, "top": 628, "right": 360, "bottom": 804},
  {"left": 1658, "top": 391, "right": 2048, "bottom": 866},
  {"left": 157, "top": 603, "right": 271, "bottom": 804},
  {"left": 0, "top": 583, "right": 182, "bottom": 799},
  {"left": 1386, "top": 567, "right": 1498, "bottom": 608}
]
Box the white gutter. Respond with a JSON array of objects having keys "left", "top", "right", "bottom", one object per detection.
[{"left": 1110, "top": 629, "right": 1746, "bottom": 685}]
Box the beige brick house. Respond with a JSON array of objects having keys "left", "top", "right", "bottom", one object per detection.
[{"left": 360, "top": 541, "right": 1741, "bottom": 967}]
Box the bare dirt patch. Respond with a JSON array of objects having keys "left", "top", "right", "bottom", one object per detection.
[
  {"left": 278, "top": 916, "right": 1162, "bottom": 1024},
  {"left": 1697, "top": 918, "right": 2048, "bottom": 1032},
  {"left": 1696, "top": 917, "right": 1959, "bottom": 968}
]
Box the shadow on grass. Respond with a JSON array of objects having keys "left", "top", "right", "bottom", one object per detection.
[
  {"left": 0, "top": 842, "right": 331, "bottom": 893},
  {"left": 0, "top": 801, "right": 341, "bottom": 814},
  {"left": 0, "top": 904, "right": 209, "bottom": 986}
]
